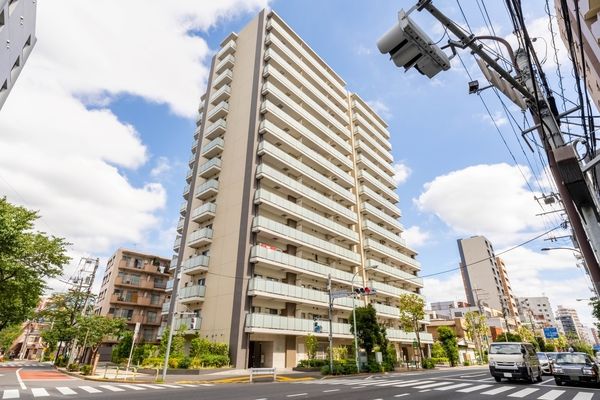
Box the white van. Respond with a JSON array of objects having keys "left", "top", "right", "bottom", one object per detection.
[{"left": 488, "top": 342, "right": 542, "bottom": 383}]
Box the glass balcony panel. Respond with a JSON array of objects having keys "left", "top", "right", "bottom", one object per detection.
[
  {"left": 187, "top": 228, "right": 213, "bottom": 248},
  {"left": 197, "top": 158, "right": 222, "bottom": 179},
  {"left": 201, "top": 137, "right": 225, "bottom": 158},
  {"left": 356, "top": 154, "right": 395, "bottom": 189},
  {"left": 361, "top": 202, "right": 404, "bottom": 233},
  {"left": 364, "top": 238, "right": 420, "bottom": 271},
  {"left": 215, "top": 54, "right": 235, "bottom": 75},
  {"left": 190, "top": 203, "right": 216, "bottom": 224},
  {"left": 209, "top": 84, "right": 231, "bottom": 106},
  {"left": 206, "top": 101, "right": 229, "bottom": 123},
  {"left": 179, "top": 284, "right": 206, "bottom": 303},
  {"left": 217, "top": 39, "right": 236, "bottom": 60},
  {"left": 181, "top": 254, "right": 210, "bottom": 274},
  {"left": 358, "top": 169, "right": 399, "bottom": 203},
  {"left": 249, "top": 277, "right": 354, "bottom": 308},
  {"left": 213, "top": 69, "right": 233, "bottom": 90},
  {"left": 194, "top": 179, "right": 219, "bottom": 200},
  {"left": 365, "top": 259, "right": 423, "bottom": 288},
  {"left": 352, "top": 99, "right": 390, "bottom": 139},
  {"left": 362, "top": 220, "right": 406, "bottom": 247},
  {"left": 205, "top": 118, "right": 227, "bottom": 140},
  {"left": 360, "top": 185, "right": 400, "bottom": 218},
  {"left": 245, "top": 313, "right": 352, "bottom": 336}
]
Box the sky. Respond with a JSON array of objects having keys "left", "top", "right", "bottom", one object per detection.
[{"left": 0, "top": 0, "right": 595, "bottom": 327}]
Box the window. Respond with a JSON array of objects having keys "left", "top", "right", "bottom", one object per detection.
[
  {"left": 147, "top": 311, "right": 157, "bottom": 323},
  {"left": 150, "top": 293, "right": 160, "bottom": 305}
]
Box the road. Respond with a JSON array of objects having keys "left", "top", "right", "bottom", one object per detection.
[{"left": 2, "top": 362, "right": 600, "bottom": 399}]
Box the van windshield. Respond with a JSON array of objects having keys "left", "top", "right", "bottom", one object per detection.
[{"left": 490, "top": 344, "right": 522, "bottom": 355}]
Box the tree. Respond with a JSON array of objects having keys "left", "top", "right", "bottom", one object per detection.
[
  {"left": 591, "top": 297, "right": 600, "bottom": 333},
  {"left": 0, "top": 324, "right": 22, "bottom": 356},
  {"left": 75, "top": 315, "right": 126, "bottom": 366},
  {"left": 398, "top": 293, "right": 426, "bottom": 361},
  {"left": 517, "top": 326, "right": 535, "bottom": 344},
  {"left": 0, "top": 198, "right": 69, "bottom": 330},
  {"left": 305, "top": 334, "right": 318, "bottom": 366},
  {"left": 437, "top": 326, "right": 459, "bottom": 366},
  {"left": 464, "top": 311, "right": 488, "bottom": 364},
  {"left": 431, "top": 341, "right": 446, "bottom": 359},
  {"left": 350, "top": 304, "right": 384, "bottom": 355},
  {"left": 495, "top": 332, "right": 522, "bottom": 342}
]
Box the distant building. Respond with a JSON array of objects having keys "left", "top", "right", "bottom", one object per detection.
[
  {"left": 426, "top": 318, "right": 477, "bottom": 364},
  {"left": 0, "top": 0, "right": 37, "bottom": 110},
  {"left": 8, "top": 298, "right": 48, "bottom": 360},
  {"left": 94, "top": 249, "right": 171, "bottom": 360},
  {"left": 556, "top": 306, "right": 586, "bottom": 340},
  {"left": 427, "top": 300, "right": 519, "bottom": 333},
  {"left": 516, "top": 296, "right": 557, "bottom": 331},
  {"left": 457, "top": 236, "right": 519, "bottom": 322}
]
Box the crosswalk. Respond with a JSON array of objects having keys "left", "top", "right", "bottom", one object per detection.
[
  {"left": 0, "top": 383, "right": 214, "bottom": 398},
  {"left": 297, "top": 377, "right": 598, "bottom": 399},
  {"left": 0, "top": 362, "right": 46, "bottom": 368}
]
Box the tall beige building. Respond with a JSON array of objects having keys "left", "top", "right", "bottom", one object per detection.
[
  {"left": 168, "top": 10, "right": 430, "bottom": 369},
  {"left": 458, "top": 236, "right": 519, "bottom": 323},
  {"left": 94, "top": 249, "right": 171, "bottom": 359}
]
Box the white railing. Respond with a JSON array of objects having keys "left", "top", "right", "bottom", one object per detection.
[
  {"left": 217, "top": 39, "right": 236, "bottom": 59},
  {"left": 245, "top": 313, "right": 352, "bottom": 336},
  {"left": 356, "top": 154, "right": 396, "bottom": 189},
  {"left": 358, "top": 169, "right": 399, "bottom": 203},
  {"left": 364, "top": 238, "right": 420, "bottom": 271},
  {"left": 202, "top": 137, "right": 225, "bottom": 156},
  {"left": 215, "top": 54, "right": 235, "bottom": 74},
  {"left": 181, "top": 254, "right": 210, "bottom": 273},
  {"left": 207, "top": 101, "right": 229, "bottom": 121},
  {"left": 249, "top": 277, "right": 355, "bottom": 308},
  {"left": 179, "top": 284, "right": 206, "bottom": 300},
  {"left": 352, "top": 99, "right": 390, "bottom": 139},
  {"left": 354, "top": 126, "right": 392, "bottom": 158},
  {"left": 197, "top": 158, "right": 222, "bottom": 176},
  {"left": 187, "top": 228, "right": 213, "bottom": 246},
  {"left": 361, "top": 203, "right": 404, "bottom": 232},
  {"left": 209, "top": 85, "right": 231, "bottom": 104},
  {"left": 190, "top": 203, "right": 216, "bottom": 221},
  {"left": 204, "top": 118, "right": 227, "bottom": 139},
  {"left": 194, "top": 179, "right": 219, "bottom": 198},
  {"left": 365, "top": 259, "right": 423, "bottom": 287},
  {"left": 362, "top": 220, "right": 406, "bottom": 247},
  {"left": 387, "top": 329, "right": 434, "bottom": 343}
]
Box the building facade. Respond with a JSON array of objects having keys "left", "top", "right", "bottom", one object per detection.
[
  {"left": 94, "top": 249, "right": 171, "bottom": 358},
  {"left": 516, "top": 296, "right": 557, "bottom": 331},
  {"left": 555, "top": 305, "right": 585, "bottom": 340},
  {"left": 168, "top": 10, "right": 431, "bottom": 369},
  {"left": 457, "top": 236, "right": 519, "bottom": 322},
  {"left": 0, "top": 0, "right": 36, "bottom": 110}
]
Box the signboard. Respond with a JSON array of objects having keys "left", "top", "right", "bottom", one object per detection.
[
  {"left": 543, "top": 327, "right": 559, "bottom": 339},
  {"left": 593, "top": 344, "right": 600, "bottom": 352}
]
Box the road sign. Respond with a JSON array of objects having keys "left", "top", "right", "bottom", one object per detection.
[
  {"left": 543, "top": 327, "right": 559, "bottom": 339},
  {"left": 593, "top": 344, "right": 600, "bottom": 352}
]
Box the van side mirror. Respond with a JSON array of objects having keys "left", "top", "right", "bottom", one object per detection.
[{"left": 521, "top": 348, "right": 526, "bottom": 355}]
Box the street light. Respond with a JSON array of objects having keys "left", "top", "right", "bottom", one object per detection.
[
  {"left": 541, "top": 247, "right": 582, "bottom": 253},
  {"left": 351, "top": 265, "right": 378, "bottom": 373}
]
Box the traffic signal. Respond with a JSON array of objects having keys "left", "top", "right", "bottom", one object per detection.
[
  {"left": 354, "top": 287, "right": 377, "bottom": 296},
  {"left": 377, "top": 10, "right": 450, "bottom": 78}
]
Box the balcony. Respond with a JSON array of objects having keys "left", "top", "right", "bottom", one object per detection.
[
  {"left": 207, "top": 101, "right": 229, "bottom": 123},
  {"left": 259, "top": 120, "right": 353, "bottom": 187},
  {"left": 161, "top": 301, "right": 170, "bottom": 315},
  {"left": 352, "top": 99, "right": 390, "bottom": 139},
  {"left": 181, "top": 254, "right": 210, "bottom": 275},
  {"left": 250, "top": 245, "right": 355, "bottom": 284},
  {"left": 356, "top": 155, "right": 396, "bottom": 189},
  {"left": 361, "top": 202, "right": 403, "bottom": 234},
  {"left": 187, "top": 227, "right": 213, "bottom": 248},
  {"left": 179, "top": 284, "right": 206, "bottom": 304},
  {"left": 209, "top": 84, "right": 231, "bottom": 106},
  {"left": 363, "top": 238, "right": 420, "bottom": 272},
  {"left": 258, "top": 141, "right": 353, "bottom": 202},
  {"left": 174, "top": 316, "right": 201, "bottom": 332},
  {"left": 171, "top": 255, "right": 178, "bottom": 270},
  {"left": 173, "top": 237, "right": 181, "bottom": 252},
  {"left": 372, "top": 303, "right": 400, "bottom": 319},
  {"left": 360, "top": 185, "right": 400, "bottom": 218},
  {"left": 166, "top": 279, "right": 174, "bottom": 291},
  {"left": 255, "top": 164, "right": 356, "bottom": 223},
  {"left": 204, "top": 119, "right": 227, "bottom": 140},
  {"left": 176, "top": 218, "right": 184, "bottom": 233},
  {"left": 179, "top": 201, "right": 187, "bottom": 215},
  {"left": 353, "top": 113, "right": 390, "bottom": 151},
  {"left": 355, "top": 139, "right": 394, "bottom": 175},
  {"left": 189, "top": 152, "right": 196, "bottom": 166},
  {"left": 190, "top": 202, "right": 216, "bottom": 224},
  {"left": 217, "top": 39, "right": 236, "bottom": 60},
  {"left": 362, "top": 220, "right": 406, "bottom": 247},
  {"left": 213, "top": 69, "right": 233, "bottom": 90},
  {"left": 260, "top": 101, "right": 351, "bottom": 168},
  {"left": 370, "top": 280, "right": 418, "bottom": 299},
  {"left": 194, "top": 179, "right": 219, "bottom": 200},
  {"left": 192, "top": 138, "right": 199, "bottom": 152},
  {"left": 354, "top": 126, "right": 392, "bottom": 158},
  {"left": 185, "top": 168, "right": 193, "bottom": 183},
  {"left": 358, "top": 170, "right": 399, "bottom": 203},
  {"left": 197, "top": 158, "right": 222, "bottom": 179},
  {"left": 245, "top": 313, "right": 352, "bottom": 338},
  {"left": 387, "top": 329, "right": 434, "bottom": 344},
  {"left": 215, "top": 54, "right": 235, "bottom": 75},
  {"left": 201, "top": 137, "right": 225, "bottom": 159},
  {"left": 254, "top": 189, "right": 358, "bottom": 242},
  {"left": 248, "top": 277, "right": 354, "bottom": 310},
  {"left": 182, "top": 184, "right": 190, "bottom": 199},
  {"left": 252, "top": 216, "right": 360, "bottom": 264},
  {"left": 365, "top": 259, "right": 423, "bottom": 288}
]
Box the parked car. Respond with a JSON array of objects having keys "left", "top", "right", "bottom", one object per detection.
[
  {"left": 488, "top": 342, "right": 542, "bottom": 383},
  {"left": 554, "top": 352, "right": 600, "bottom": 386},
  {"left": 537, "top": 352, "right": 553, "bottom": 375},
  {"left": 546, "top": 352, "right": 559, "bottom": 364}
]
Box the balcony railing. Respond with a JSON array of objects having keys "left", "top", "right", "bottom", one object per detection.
[
  {"left": 360, "top": 185, "right": 400, "bottom": 218},
  {"left": 356, "top": 155, "right": 396, "bottom": 189},
  {"left": 256, "top": 164, "right": 356, "bottom": 222},
  {"left": 212, "top": 69, "right": 233, "bottom": 90},
  {"left": 352, "top": 99, "right": 390, "bottom": 139},
  {"left": 209, "top": 84, "right": 231, "bottom": 106},
  {"left": 387, "top": 329, "right": 434, "bottom": 343},
  {"left": 206, "top": 101, "right": 229, "bottom": 123},
  {"left": 214, "top": 54, "right": 235, "bottom": 75},
  {"left": 372, "top": 302, "right": 400, "bottom": 318},
  {"left": 204, "top": 118, "right": 227, "bottom": 140},
  {"left": 217, "top": 39, "right": 236, "bottom": 60},
  {"left": 161, "top": 301, "right": 170, "bottom": 314},
  {"left": 365, "top": 259, "right": 423, "bottom": 288},
  {"left": 362, "top": 220, "right": 406, "bottom": 247},
  {"left": 187, "top": 227, "right": 213, "bottom": 248},
  {"left": 252, "top": 216, "right": 360, "bottom": 264},
  {"left": 201, "top": 137, "right": 225, "bottom": 158},
  {"left": 174, "top": 316, "right": 201, "bottom": 331},
  {"left": 194, "top": 179, "right": 219, "bottom": 200},
  {"left": 245, "top": 313, "right": 352, "bottom": 337},
  {"left": 370, "top": 280, "right": 418, "bottom": 299},
  {"left": 197, "top": 158, "right": 222, "bottom": 179},
  {"left": 364, "top": 238, "right": 420, "bottom": 271},
  {"left": 190, "top": 202, "right": 216, "bottom": 223},
  {"left": 179, "top": 284, "right": 206, "bottom": 301},
  {"left": 361, "top": 202, "right": 404, "bottom": 233},
  {"left": 181, "top": 254, "right": 210, "bottom": 274},
  {"left": 358, "top": 169, "right": 399, "bottom": 203},
  {"left": 254, "top": 189, "right": 358, "bottom": 242}
]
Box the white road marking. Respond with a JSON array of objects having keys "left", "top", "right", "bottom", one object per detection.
[
  {"left": 15, "top": 368, "right": 26, "bottom": 390},
  {"left": 537, "top": 390, "right": 566, "bottom": 400},
  {"left": 56, "top": 387, "right": 77, "bottom": 395},
  {"left": 323, "top": 389, "right": 340, "bottom": 392},
  {"left": 199, "top": 384, "right": 214, "bottom": 386},
  {"left": 31, "top": 388, "right": 49, "bottom": 397},
  {"left": 460, "top": 373, "right": 488, "bottom": 378},
  {"left": 286, "top": 393, "right": 307, "bottom": 397},
  {"left": 159, "top": 384, "right": 182, "bottom": 388},
  {"left": 457, "top": 384, "right": 493, "bottom": 393},
  {"left": 435, "top": 383, "right": 472, "bottom": 391},
  {"left": 79, "top": 386, "right": 102, "bottom": 393},
  {"left": 572, "top": 393, "right": 594, "bottom": 400},
  {"left": 99, "top": 385, "right": 125, "bottom": 392},
  {"left": 481, "top": 386, "right": 516, "bottom": 395},
  {"left": 413, "top": 382, "right": 455, "bottom": 389},
  {"left": 2, "top": 390, "right": 19, "bottom": 399},
  {"left": 177, "top": 384, "right": 197, "bottom": 387},
  {"left": 508, "top": 388, "right": 540, "bottom": 398},
  {"left": 418, "top": 389, "right": 431, "bottom": 393},
  {"left": 394, "top": 395, "right": 409, "bottom": 398},
  {"left": 393, "top": 380, "right": 435, "bottom": 387},
  {"left": 138, "top": 384, "right": 165, "bottom": 389},
  {"left": 118, "top": 384, "right": 145, "bottom": 391}
]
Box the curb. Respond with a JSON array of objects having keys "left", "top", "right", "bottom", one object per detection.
[{"left": 57, "top": 368, "right": 153, "bottom": 384}]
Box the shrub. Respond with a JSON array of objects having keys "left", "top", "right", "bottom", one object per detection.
[
  {"left": 463, "top": 360, "right": 471, "bottom": 366},
  {"left": 297, "top": 359, "right": 328, "bottom": 368},
  {"left": 141, "top": 357, "right": 164, "bottom": 368},
  {"left": 67, "top": 363, "right": 79, "bottom": 372},
  {"left": 55, "top": 355, "right": 68, "bottom": 367},
  {"left": 421, "top": 358, "right": 435, "bottom": 369},
  {"left": 320, "top": 360, "right": 358, "bottom": 375},
  {"left": 80, "top": 364, "right": 92, "bottom": 375},
  {"left": 430, "top": 357, "right": 449, "bottom": 365},
  {"left": 366, "top": 360, "right": 382, "bottom": 373},
  {"left": 168, "top": 357, "right": 180, "bottom": 369},
  {"left": 178, "top": 356, "right": 191, "bottom": 369}
]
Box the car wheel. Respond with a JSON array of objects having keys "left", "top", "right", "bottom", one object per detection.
[
  {"left": 529, "top": 369, "right": 536, "bottom": 384},
  {"left": 536, "top": 368, "right": 543, "bottom": 382},
  {"left": 494, "top": 376, "right": 501, "bottom": 382},
  {"left": 555, "top": 378, "right": 563, "bottom": 386}
]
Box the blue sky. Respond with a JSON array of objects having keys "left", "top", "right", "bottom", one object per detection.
[{"left": 0, "top": 0, "right": 594, "bottom": 324}]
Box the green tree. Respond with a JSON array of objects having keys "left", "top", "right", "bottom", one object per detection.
[
  {"left": 431, "top": 341, "right": 446, "bottom": 359},
  {"left": 464, "top": 311, "right": 488, "bottom": 363},
  {"left": 0, "top": 324, "right": 22, "bottom": 355},
  {"left": 437, "top": 326, "right": 459, "bottom": 367},
  {"left": 517, "top": 326, "right": 535, "bottom": 344},
  {"left": 495, "top": 332, "right": 522, "bottom": 342},
  {"left": 590, "top": 297, "right": 600, "bottom": 333},
  {"left": 305, "top": 334, "right": 318, "bottom": 366},
  {"left": 75, "top": 315, "right": 126, "bottom": 366},
  {"left": 398, "top": 293, "right": 426, "bottom": 361},
  {"left": 0, "top": 198, "right": 69, "bottom": 330},
  {"left": 350, "top": 304, "right": 384, "bottom": 355}
]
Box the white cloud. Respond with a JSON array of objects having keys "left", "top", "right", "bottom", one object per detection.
[
  {"left": 402, "top": 226, "right": 430, "bottom": 248},
  {"left": 414, "top": 163, "right": 547, "bottom": 247},
  {"left": 423, "top": 273, "right": 466, "bottom": 306},
  {"left": 0, "top": 0, "right": 269, "bottom": 262},
  {"left": 355, "top": 44, "right": 373, "bottom": 56},
  {"left": 481, "top": 111, "right": 508, "bottom": 127},
  {"left": 366, "top": 99, "right": 392, "bottom": 120},
  {"left": 150, "top": 157, "right": 173, "bottom": 178},
  {"left": 392, "top": 162, "right": 412, "bottom": 185}
]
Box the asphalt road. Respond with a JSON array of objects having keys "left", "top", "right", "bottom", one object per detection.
[{"left": 2, "top": 362, "right": 600, "bottom": 399}]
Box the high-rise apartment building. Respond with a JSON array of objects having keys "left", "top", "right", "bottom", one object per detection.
[
  {"left": 458, "top": 236, "right": 519, "bottom": 322},
  {"left": 556, "top": 305, "right": 586, "bottom": 341},
  {"left": 556, "top": 0, "right": 600, "bottom": 112},
  {"left": 0, "top": 0, "right": 36, "bottom": 110},
  {"left": 168, "top": 10, "right": 430, "bottom": 369},
  {"left": 516, "top": 296, "right": 557, "bottom": 330},
  {"left": 94, "top": 249, "right": 171, "bottom": 359}
]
